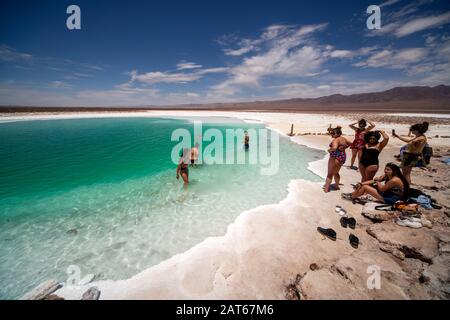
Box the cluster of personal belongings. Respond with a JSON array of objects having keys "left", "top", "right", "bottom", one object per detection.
[
  {"left": 371, "top": 188, "right": 441, "bottom": 228},
  {"left": 374, "top": 188, "right": 441, "bottom": 211},
  {"left": 374, "top": 201, "right": 420, "bottom": 216}
]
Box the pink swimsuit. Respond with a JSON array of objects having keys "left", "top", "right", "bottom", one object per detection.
[{"left": 350, "top": 129, "right": 365, "bottom": 150}]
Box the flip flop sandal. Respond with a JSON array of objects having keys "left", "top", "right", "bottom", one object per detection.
[
  {"left": 317, "top": 227, "right": 337, "bottom": 241},
  {"left": 352, "top": 198, "right": 368, "bottom": 205},
  {"left": 347, "top": 217, "right": 356, "bottom": 229},
  {"left": 341, "top": 193, "right": 353, "bottom": 201},
  {"left": 335, "top": 206, "right": 347, "bottom": 216},
  {"left": 340, "top": 217, "right": 348, "bottom": 228},
  {"left": 349, "top": 234, "right": 359, "bottom": 248}
]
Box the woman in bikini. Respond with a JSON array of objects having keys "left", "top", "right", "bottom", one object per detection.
[
  {"left": 348, "top": 119, "right": 375, "bottom": 170},
  {"left": 342, "top": 163, "right": 409, "bottom": 205},
  {"left": 176, "top": 148, "right": 190, "bottom": 187},
  {"left": 392, "top": 122, "right": 429, "bottom": 184},
  {"left": 324, "top": 126, "right": 352, "bottom": 193},
  {"left": 359, "top": 130, "right": 389, "bottom": 182}
]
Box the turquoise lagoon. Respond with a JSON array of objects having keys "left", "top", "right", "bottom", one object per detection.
[{"left": 0, "top": 117, "right": 323, "bottom": 299}]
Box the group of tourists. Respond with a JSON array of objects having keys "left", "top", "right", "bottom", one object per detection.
[{"left": 325, "top": 119, "right": 430, "bottom": 205}]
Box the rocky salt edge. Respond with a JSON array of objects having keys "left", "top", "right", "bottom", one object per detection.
[{"left": 8, "top": 111, "right": 449, "bottom": 300}]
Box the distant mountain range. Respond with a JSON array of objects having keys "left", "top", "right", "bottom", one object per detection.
[
  {"left": 1, "top": 85, "right": 449, "bottom": 113},
  {"left": 286, "top": 85, "right": 450, "bottom": 105}
]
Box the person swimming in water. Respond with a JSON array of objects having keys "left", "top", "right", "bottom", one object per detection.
[
  {"left": 324, "top": 126, "right": 352, "bottom": 193},
  {"left": 244, "top": 131, "right": 250, "bottom": 151},
  {"left": 176, "top": 148, "right": 190, "bottom": 187}
]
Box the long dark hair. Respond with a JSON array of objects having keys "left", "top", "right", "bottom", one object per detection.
[
  {"left": 410, "top": 122, "right": 429, "bottom": 135},
  {"left": 331, "top": 126, "right": 342, "bottom": 137},
  {"left": 385, "top": 163, "right": 410, "bottom": 199}
]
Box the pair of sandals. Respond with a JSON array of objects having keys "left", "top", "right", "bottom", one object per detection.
[
  {"left": 317, "top": 227, "right": 359, "bottom": 248},
  {"left": 340, "top": 216, "right": 356, "bottom": 229},
  {"left": 317, "top": 205, "right": 359, "bottom": 248},
  {"left": 335, "top": 206, "right": 356, "bottom": 229}
]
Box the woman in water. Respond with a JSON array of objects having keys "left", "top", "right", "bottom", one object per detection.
[
  {"left": 176, "top": 148, "right": 190, "bottom": 186},
  {"left": 359, "top": 130, "right": 389, "bottom": 182},
  {"left": 324, "top": 126, "right": 352, "bottom": 193},
  {"left": 392, "top": 122, "right": 429, "bottom": 184},
  {"left": 342, "top": 163, "right": 409, "bottom": 204},
  {"left": 348, "top": 119, "right": 375, "bottom": 170},
  {"left": 190, "top": 143, "right": 199, "bottom": 167}
]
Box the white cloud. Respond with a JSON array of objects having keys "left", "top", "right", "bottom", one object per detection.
[
  {"left": 366, "top": 0, "right": 447, "bottom": 38},
  {"left": 395, "top": 11, "right": 450, "bottom": 37},
  {"left": 0, "top": 45, "right": 32, "bottom": 62},
  {"left": 49, "top": 81, "right": 71, "bottom": 89},
  {"left": 380, "top": 0, "right": 402, "bottom": 8},
  {"left": 129, "top": 70, "right": 202, "bottom": 85},
  {"left": 212, "top": 23, "right": 330, "bottom": 96},
  {"left": 124, "top": 65, "right": 229, "bottom": 89},
  {"left": 330, "top": 50, "right": 353, "bottom": 58},
  {"left": 224, "top": 38, "right": 259, "bottom": 56},
  {"left": 354, "top": 48, "right": 428, "bottom": 69},
  {"left": 176, "top": 62, "right": 202, "bottom": 70}
]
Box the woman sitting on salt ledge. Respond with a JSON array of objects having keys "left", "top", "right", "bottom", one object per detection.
[{"left": 342, "top": 163, "right": 410, "bottom": 205}]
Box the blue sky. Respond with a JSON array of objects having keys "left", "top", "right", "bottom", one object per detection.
[{"left": 0, "top": 0, "right": 449, "bottom": 106}]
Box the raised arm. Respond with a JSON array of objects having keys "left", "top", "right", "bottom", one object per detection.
[
  {"left": 378, "top": 130, "right": 389, "bottom": 151},
  {"left": 349, "top": 122, "right": 359, "bottom": 131},
  {"left": 366, "top": 120, "right": 375, "bottom": 131},
  {"left": 393, "top": 133, "right": 416, "bottom": 143}
]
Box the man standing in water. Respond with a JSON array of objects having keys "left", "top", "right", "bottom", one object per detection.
[{"left": 244, "top": 131, "right": 250, "bottom": 151}]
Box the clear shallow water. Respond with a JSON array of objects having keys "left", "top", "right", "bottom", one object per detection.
[{"left": 0, "top": 117, "right": 323, "bottom": 299}]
